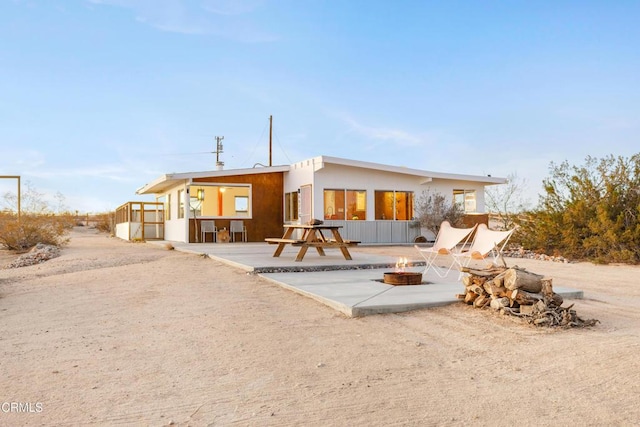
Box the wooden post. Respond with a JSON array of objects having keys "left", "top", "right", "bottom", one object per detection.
[
  {"left": 0, "top": 175, "right": 21, "bottom": 223},
  {"left": 269, "top": 115, "right": 273, "bottom": 166}
]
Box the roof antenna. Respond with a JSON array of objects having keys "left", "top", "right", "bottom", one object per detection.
[{"left": 214, "top": 136, "right": 224, "bottom": 170}]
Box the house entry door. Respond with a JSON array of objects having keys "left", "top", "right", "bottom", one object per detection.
[{"left": 299, "top": 185, "right": 312, "bottom": 225}]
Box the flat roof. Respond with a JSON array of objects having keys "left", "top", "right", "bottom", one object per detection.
[
  {"left": 136, "top": 165, "right": 290, "bottom": 194},
  {"left": 136, "top": 155, "right": 507, "bottom": 195},
  {"left": 308, "top": 155, "right": 507, "bottom": 185}
]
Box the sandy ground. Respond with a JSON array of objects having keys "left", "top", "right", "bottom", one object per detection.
[{"left": 1, "top": 227, "right": 640, "bottom": 426}]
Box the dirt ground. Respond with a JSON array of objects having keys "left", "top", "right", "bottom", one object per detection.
[{"left": 1, "top": 227, "right": 639, "bottom": 426}]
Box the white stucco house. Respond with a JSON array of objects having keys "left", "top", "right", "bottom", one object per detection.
[{"left": 116, "top": 155, "right": 506, "bottom": 244}]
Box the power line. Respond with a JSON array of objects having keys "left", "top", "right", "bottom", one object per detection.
[
  {"left": 240, "top": 119, "right": 270, "bottom": 167},
  {"left": 272, "top": 126, "right": 293, "bottom": 164}
]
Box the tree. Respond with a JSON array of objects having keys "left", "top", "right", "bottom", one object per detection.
[
  {"left": 2, "top": 180, "right": 69, "bottom": 214},
  {"left": 485, "top": 172, "right": 531, "bottom": 230},
  {"left": 414, "top": 189, "right": 465, "bottom": 236}
]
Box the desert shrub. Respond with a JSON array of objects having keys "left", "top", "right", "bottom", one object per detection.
[
  {"left": 94, "top": 212, "right": 115, "bottom": 234},
  {"left": 515, "top": 153, "right": 640, "bottom": 263},
  {"left": 414, "top": 190, "right": 465, "bottom": 235},
  {"left": 1, "top": 182, "right": 76, "bottom": 251},
  {"left": 0, "top": 213, "right": 72, "bottom": 251}
]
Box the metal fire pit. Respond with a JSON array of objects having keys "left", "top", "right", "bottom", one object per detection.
[{"left": 383, "top": 272, "right": 423, "bottom": 286}]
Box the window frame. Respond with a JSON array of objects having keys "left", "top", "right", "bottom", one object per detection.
[
  {"left": 323, "top": 188, "right": 367, "bottom": 221},
  {"left": 374, "top": 190, "right": 414, "bottom": 220},
  {"left": 188, "top": 183, "right": 253, "bottom": 219},
  {"left": 285, "top": 191, "right": 299, "bottom": 222},
  {"left": 178, "top": 189, "right": 185, "bottom": 219},
  {"left": 453, "top": 189, "right": 477, "bottom": 213}
]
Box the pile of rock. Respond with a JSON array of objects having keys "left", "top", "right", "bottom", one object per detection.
[
  {"left": 4, "top": 243, "right": 61, "bottom": 269},
  {"left": 503, "top": 246, "right": 570, "bottom": 263}
]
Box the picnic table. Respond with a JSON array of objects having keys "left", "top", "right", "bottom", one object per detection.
[{"left": 265, "top": 224, "right": 359, "bottom": 262}]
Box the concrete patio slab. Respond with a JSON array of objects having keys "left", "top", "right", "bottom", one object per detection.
[{"left": 149, "top": 241, "right": 584, "bottom": 317}]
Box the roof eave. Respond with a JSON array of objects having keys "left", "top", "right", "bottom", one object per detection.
[{"left": 136, "top": 165, "right": 290, "bottom": 195}]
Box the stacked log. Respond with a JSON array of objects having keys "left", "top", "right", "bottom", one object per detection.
[{"left": 456, "top": 266, "right": 599, "bottom": 328}]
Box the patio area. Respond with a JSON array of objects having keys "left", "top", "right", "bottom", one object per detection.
[{"left": 149, "top": 241, "right": 584, "bottom": 317}]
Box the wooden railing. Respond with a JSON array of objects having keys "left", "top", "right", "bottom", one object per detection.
[{"left": 115, "top": 201, "right": 164, "bottom": 241}]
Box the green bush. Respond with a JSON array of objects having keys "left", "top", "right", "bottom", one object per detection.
[
  {"left": 515, "top": 153, "right": 640, "bottom": 264},
  {"left": 0, "top": 212, "right": 73, "bottom": 251}
]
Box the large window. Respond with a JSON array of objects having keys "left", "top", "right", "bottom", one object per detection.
[
  {"left": 189, "top": 184, "right": 252, "bottom": 218},
  {"left": 178, "top": 190, "right": 185, "bottom": 219},
  {"left": 374, "top": 190, "right": 414, "bottom": 220},
  {"left": 324, "top": 189, "right": 367, "bottom": 220},
  {"left": 454, "top": 189, "right": 476, "bottom": 213},
  {"left": 285, "top": 191, "right": 299, "bottom": 222}
]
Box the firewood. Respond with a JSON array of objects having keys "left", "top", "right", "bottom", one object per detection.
[
  {"left": 490, "top": 297, "right": 510, "bottom": 310},
  {"left": 550, "top": 293, "right": 563, "bottom": 307},
  {"left": 458, "top": 263, "right": 599, "bottom": 328},
  {"left": 482, "top": 280, "right": 494, "bottom": 295},
  {"left": 464, "top": 292, "right": 478, "bottom": 304},
  {"left": 460, "top": 266, "right": 506, "bottom": 277},
  {"left": 468, "top": 284, "right": 485, "bottom": 296},
  {"left": 473, "top": 295, "right": 489, "bottom": 308},
  {"left": 488, "top": 282, "right": 507, "bottom": 296},
  {"left": 533, "top": 300, "right": 547, "bottom": 312},
  {"left": 503, "top": 268, "right": 544, "bottom": 292},
  {"left": 541, "top": 278, "right": 554, "bottom": 297},
  {"left": 511, "top": 289, "right": 543, "bottom": 306}
]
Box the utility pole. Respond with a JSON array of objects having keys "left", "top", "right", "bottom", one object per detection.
[
  {"left": 269, "top": 115, "right": 273, "bottom": 167},
  {"left": 214, "top": 136, "right": 224, "bottom": 170}
]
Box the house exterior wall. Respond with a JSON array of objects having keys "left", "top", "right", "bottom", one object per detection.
[
  {"left": 284, "top": 160, "right": 316, "bottom": 194},
  {"left": 280, "top": 161, "right": 493, "bottom": 243},
  {"left": 132, "top": 156, "right": 502, "bottom": 244},
  {"left": 285, "top": 162, "right": 489, "bottom": 221},
  {"left": 152, "top": 172, "right": 284, "bottom": 243},
  {"left": 163, "top": 183, "right": 188, "bottom": 242},
  {"left": 191, "top": 172, "right": 284, "bottom": 242}
]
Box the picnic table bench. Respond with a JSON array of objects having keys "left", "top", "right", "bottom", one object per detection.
[
  {"left": 264, "top": 238, "right": 305, "bottom": 245},
  {"left": 265, "top": 224, "right": 358, "bottom": 261}
]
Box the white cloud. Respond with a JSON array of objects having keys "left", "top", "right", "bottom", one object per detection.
[
  {"left": 1, "top": 149, "right": 46, "bottom": 170},
  {"left": 337, "top": 114, "right": 425, "bottom": 147},
  {"left": 26, "top": 164, "right": 134, "bottom": 183},
  {"left": 87, "top": 0, "right": 278, "bottom": 42},
  {"left": 201, "top": 0, "right": 264, "bottom": 16}
]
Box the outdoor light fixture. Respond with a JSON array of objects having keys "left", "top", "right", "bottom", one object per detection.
[{"left": 197, "top": 189, "right": 205, "bottom": 201}]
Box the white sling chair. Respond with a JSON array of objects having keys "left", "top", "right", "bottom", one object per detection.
[
  {"left": 415, "top": 221, "right": 477, "bottom": 278},
  {"left": 452, "top": 223, "right": 515, "bottom": 276}
]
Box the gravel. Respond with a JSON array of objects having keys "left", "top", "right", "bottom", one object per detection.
[{"left": 3, "top": 243, "right": 61, "bottom": 269}]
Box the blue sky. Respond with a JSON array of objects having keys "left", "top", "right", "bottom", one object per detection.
[{"left": 1, "top": 0, "right": 639, "bottom": 213}]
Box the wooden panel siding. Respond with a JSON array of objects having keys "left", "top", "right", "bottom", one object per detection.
[{"left": 187, "top": 172, "right": 285, "bottom": 242}]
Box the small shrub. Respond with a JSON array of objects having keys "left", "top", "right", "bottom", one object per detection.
[
  {"left": 94, "top": 212, "right": 115, "bottom": 234},
  {"left": 0, "top": 213, "right": 71, "bottom": 251}
]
